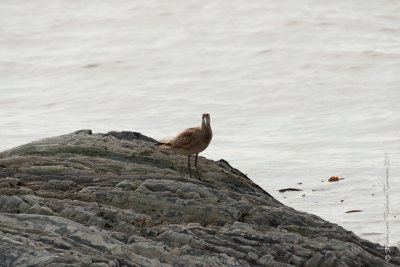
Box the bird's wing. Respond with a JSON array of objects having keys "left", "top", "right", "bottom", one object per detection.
[{"left": 171, "top": 127, "right": 200, "bottom": 150}]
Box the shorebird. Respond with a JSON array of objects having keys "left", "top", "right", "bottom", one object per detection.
[{"left": 157, "top": 113, "right": 212, "bottom": 180}]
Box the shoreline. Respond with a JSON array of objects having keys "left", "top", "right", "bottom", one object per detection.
[{"left": 0, "top": 130, "right": 398, "bottom": 266}]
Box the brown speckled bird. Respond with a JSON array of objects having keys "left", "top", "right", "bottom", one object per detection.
[{"left": 157, "top": 113, "right": 212, "bottom": 179}]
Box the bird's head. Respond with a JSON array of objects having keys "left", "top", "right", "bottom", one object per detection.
[
  {"left": 202, "top": 113, "right": 211, "bottom": 127},
  {"left": 202, "top": 113, "right": 210, "bottom": 121}
]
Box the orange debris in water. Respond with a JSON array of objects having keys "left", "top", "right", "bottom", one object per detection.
[{"left": 328, "top": 176, "right": 343, "bottom": 182}]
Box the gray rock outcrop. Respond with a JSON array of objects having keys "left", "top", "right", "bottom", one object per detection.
[{"left": 0, "top": 130, "right": 398, "bottom": 267}]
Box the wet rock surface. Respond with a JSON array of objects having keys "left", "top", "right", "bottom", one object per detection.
[{"left": 0, "top": 130, "right": 398, "bottom": 267}]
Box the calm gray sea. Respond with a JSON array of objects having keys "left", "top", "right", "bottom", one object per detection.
[{"left": 1, "top": 0, "right": 399, "bottom": 246}]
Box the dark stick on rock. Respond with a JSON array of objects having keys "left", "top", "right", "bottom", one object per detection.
[{"left": 0, "top": 130, "right": 398, "bottom": 267}]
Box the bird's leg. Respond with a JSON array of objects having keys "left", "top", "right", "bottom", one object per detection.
[
  {"left": 188, "top": 155, "right": 192, "bottom": 178},
  {"left": 195, "top": 153, "right": 202, "bottom": 180}
]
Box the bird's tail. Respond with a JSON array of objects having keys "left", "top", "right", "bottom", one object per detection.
[{"left": 154, "top": 141, "right": 172, "bottom": 149}]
